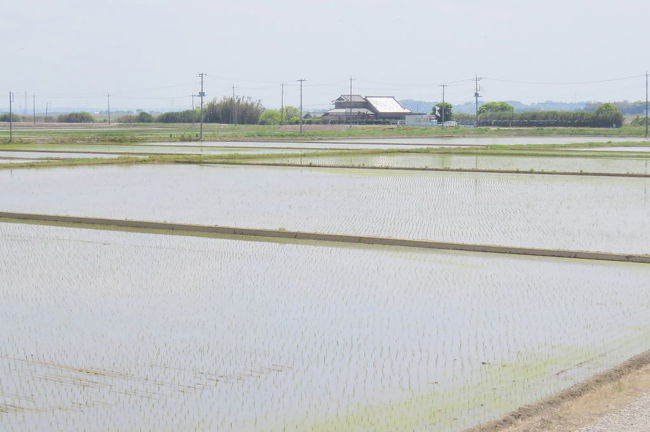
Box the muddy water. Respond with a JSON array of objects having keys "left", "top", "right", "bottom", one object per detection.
[{"left": 1, "top": 223, "right": 649, "bottom": 431}]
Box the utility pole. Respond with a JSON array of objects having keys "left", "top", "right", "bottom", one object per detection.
[
  {"left": 297, "top": 79, "right": 306, "bottom": 133},
  {"left": 232, "top": 85, "right": 237, "bottom": 125},
  {"left": 474, "top": 75, "right": 481, "bottom": 128},
  {"left": 198, "top": 73, "right": 206, "bottom": 140},
  {"left": 349, "top": 76, "right": 352, "bottom": 127},
  {"left": 280, "top": 82, "right": 284, "bottom": 124},
  {"left": 191, "top": 94, "right": 198, "bottom": 124},
  {"left": 9, "top": 92, "right": 14, "bottom": 142},
  {"left": 106, "top": 94, "right": 111, "bottom": 125},
  {"left": 440, "top": 84, "right": 448, "bottom": 126},
  {"left": 32, "top": 94, "right": 36, "bottom": 124},
  {"left": 45, "top": 102, "right": 48, "bottom": 121},
  {"left": 645, "top": 71, "right": 648, "bottom": 138}
]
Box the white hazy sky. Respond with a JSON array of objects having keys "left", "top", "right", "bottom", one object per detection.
[{"left": 1, "top": 0, "right": 648, "bottom": 112}]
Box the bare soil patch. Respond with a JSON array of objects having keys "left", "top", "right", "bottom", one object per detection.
[{"left": 465, "top": 350, "right": 650, "bottom": 432}]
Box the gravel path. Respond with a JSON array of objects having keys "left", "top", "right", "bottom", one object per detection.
[{"left": 576, "top": 391, "right": 650, "bottom": 432}]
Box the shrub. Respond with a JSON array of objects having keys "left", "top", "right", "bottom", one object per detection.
[
  {"left": 156, "top": 109, "right": 200, "bottom": 123},
  {"left": 136, "top": 112, "right": 154, "bottom": 123},
  {"left": 0, "top": 113, "right": 22, "bottom": 122},
  {"left": 58, "top": 112, "right": 94, "bottom": 123}
]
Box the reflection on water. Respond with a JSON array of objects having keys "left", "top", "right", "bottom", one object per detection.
[
  {"left": 0, "top": 164, "right": 648, "bottom": 254},
  {"left": 266, "top": 153, "right": 650, "bottom": 175},
  {"left": 1, "top": 223, "right": 649, "bottom": 431},
  {"left": 332, "top": 137, "right": 650, "bottom": 145}
]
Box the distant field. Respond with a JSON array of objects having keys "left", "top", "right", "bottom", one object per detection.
[{"left": 0, "top": 122, "right": 649, "bottom": 145}]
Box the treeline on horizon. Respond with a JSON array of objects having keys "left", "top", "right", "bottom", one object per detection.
[
  {"left": 446, "top": 102, "right": 627, "bottom": 128},
  {"left": 0, "top": 97, "right": 643, "bottom": 128},
  {"left": 456, "top": 111, "right": 625, "bottom": 128},
  {"left": 404, "top": 99, "right": 649, "bottom": 116}
]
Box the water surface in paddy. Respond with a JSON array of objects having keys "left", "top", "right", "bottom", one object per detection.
[
  {"left": 146, "top": 141, "right": 443, "bottom": 150},
  {"left": 263, "top": 153, "right": 650, "bottom": 175},
  {"left": 0, "top": 150, "right": 125, "bottom": 159},
  {"left": 1, "top": 223, "right": 649, "bottom": 432},
  {"left": 331, "top": 137, "right": 649, "bottom": 146},
  {"left": 0, "top": 144, "right": 310, "bottom": 156},
  {"left": 1, "top": 164, "right": 648, "bottom": 255},
  {"left": 0, "top": 158, "right": 41, "bottom": 164},
  {"left": 573, "top": 146, "right": 650, "bottom": 152}
]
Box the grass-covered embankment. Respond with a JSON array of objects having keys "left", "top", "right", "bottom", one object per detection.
[{"left": 1, "top": 123, "right": 649, "bottom": 146}]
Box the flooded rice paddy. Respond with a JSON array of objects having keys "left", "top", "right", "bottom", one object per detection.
[
  {"left": 147, "top": 141, "right": 448, "bottom": 150},
  {"left": 1, "top": 138, "right": 650, "bottom": 431},
  {"left": 331, "top": 137, "right": 649, "bottom": 146},
  {"left": 1, "top": 223, "right": 649, "bottom": 432},
  {"left": 0, "top": 144, "right": 313, "bottom": 156},
  {"left": 1, "top": 164, "right": 648, "bottom": 255},
  {"left": 260, "top": 153, "right": 650, "bottom": 175},
  {"left": 573, "top": 146, "right": 650, "bottom": 152},
  {"left": 0, "top": 158, "right": 41, "bottom": 164},
  {"left": 0, "top": 151, "right": 126, "bottom": 159}
]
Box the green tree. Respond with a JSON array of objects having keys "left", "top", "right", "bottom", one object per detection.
[
  {"left": 57, "top": 112, "right": 94, "bottom": 123},
  {"left": 0, "top": 113, "right": 22, "bottom": 122},
  {"left": 478, "top": 102, "right": 515, "bottom": 115},
  {"left": 203, "top": 96, "right": 265, "bottom": 124},
  {"left": 594, "top": 103, "right": 623, "bottom": 128},
  {"left": 156, "top": 109, "right": 199, "bottom": 123},
  {"left": 281, "top": 106, "right": 301, "bottom": 124},
  {"left": 136, "top": 112, "right": 154, "bottom": 122},
  {"left": 432, "top": 102, "right": 453, "bottom": 123},
  {"left": 259, "top": 110, "right": 281, "bottom": 125}
]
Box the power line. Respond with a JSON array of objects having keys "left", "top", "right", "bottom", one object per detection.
[{"left": 484, "top": 74, "right": 644, "bottom": 86}]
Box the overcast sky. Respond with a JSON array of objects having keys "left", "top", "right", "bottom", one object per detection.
[{"left": 1, "top": 0, "right": 648, "bottom": 112}]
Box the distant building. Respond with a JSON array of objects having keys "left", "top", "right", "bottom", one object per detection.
[{"left": 323, "top": 95, "right": 412, "bottom": 123}]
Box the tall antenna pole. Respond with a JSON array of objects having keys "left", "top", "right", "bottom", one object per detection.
[
  {"left": 106, "top": 94, "right": 111, "bottom": 125},
  {"left": 645, "top": 71, "right": 648, "bottom": 138},
  {"left": 440, "top": 84, "right": 447, "bottom": 126},
  {"left": 297, "top": 79, "right": 306, "bottom": 133},
  {"left": 32, "top": 94, "right": 36, "bottom": 124},
  {"left": 474, "top": 75, "right": 481, "bottom": 128},
  {"left": 280, "top": 82, "right": 284, "bottom": 125},
  {"left": 198, "top": 73, "right": 206, "bottom": 141},
  {"left": 9, "top": 92, "right": 14, "bottom": 142}
]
